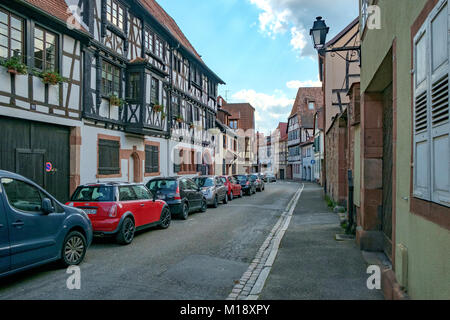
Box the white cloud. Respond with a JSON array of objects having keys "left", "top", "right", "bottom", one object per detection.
[
  {"left": 286, "top": 79, "right": 322, "bottom": 89},
  {"left": 231, "top": 89, "right": 294, "bottom": 133},
  {"left": 232, "top": 89, "right": 294, "bottom": 111},
  {"left": 248, "top": 0, "right": 358, "bottom": 58}
]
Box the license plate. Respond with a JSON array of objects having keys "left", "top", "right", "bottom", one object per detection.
[{"left": 84, "top": 209, "right": 97, "bottom": 215}]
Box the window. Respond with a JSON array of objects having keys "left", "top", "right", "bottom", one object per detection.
[
  {"left": 118, "top": 186, "right": 136, "bottom": 201},
  {"left": 131, "top": 185, "right": 151, "bottom": 200},
  {"left": 0, "top": 8, "right": 24, "bottom": 59},
  {"left": 151, "top": 77, "right": 159, "bottom": 104},
  {"left": 229, "top": 120, "right": 238, "bottom": 129},
  {"left": 1, "top": 178, "right": 44, "bottom": 212},
  {"left": 98, "top": 138, "right": 120, "bottom": 175},
  {"left": 144, "top": 29, "right": 154, "bottom": 53},
  {"left": 412, "top": 0, "right": 449, "bottom": 206},
  {"left": 106, "top": 0, "right": 124, "bottom": 30},
  {"left": 102, "top": 61, "right": 120, "bottom": 96},
  {"left": 308, "top": 102, "right": 315, "bottom": 110},
  {"left": 155, "top": 36, "right": 164, "bottom": 59},
  {"left": 145, "top": 145, "right": 159, "bottom": 173},
  {"left": 129, "top": 72, "right": 140, "bottom": 100},
  {"left": 34, "top": 27, "right": 57, "bottom": 71},
  {"left": 71, "top": 186, "right": 115, "bottom": 202},
  {"left": 172, "top": 96, "right": 180, "bottom": 116}
]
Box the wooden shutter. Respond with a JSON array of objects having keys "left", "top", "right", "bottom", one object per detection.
[
  {"left": 98, "top": 139, "right": 120, "bottom": 175},
  {"left": 430, "top": 2, "right": 450, "bottom": 206},
  {"left": 152, "top": 146, "right": 159, "bottom": 173}
]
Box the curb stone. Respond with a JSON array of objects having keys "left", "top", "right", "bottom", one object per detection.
[{"left": 226, "top": 184, "right": 304, "bottom": 300}]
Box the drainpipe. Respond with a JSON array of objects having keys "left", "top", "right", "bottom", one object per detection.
[{"left": 347, "top": 169, "right": 355, "bottom": 234}]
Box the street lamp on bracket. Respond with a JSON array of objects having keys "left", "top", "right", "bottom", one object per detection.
[{"left": 309, "top": 16, "right": 361, "bottom": 63}]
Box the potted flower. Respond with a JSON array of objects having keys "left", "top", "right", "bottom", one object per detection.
[
  {"left": 109, "top": 94, "right": 123, "bottom": 107},
  {"left": 2, "top": 56, "right": 27, "bottom": 75},
  {"left": 152, "top": 102, "right": 163, "bottom": 113},
  {"left": 175, "top": 115, "right": 184, "bottom": 123},
  {"left": 40, "top": 70, "right": 63, "bottom": 85}
]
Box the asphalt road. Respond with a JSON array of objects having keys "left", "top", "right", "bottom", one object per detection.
[{"left": 0, "top": 181, "right": 299, "bottom": 300}]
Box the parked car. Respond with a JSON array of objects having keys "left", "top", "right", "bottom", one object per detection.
[
  {"left": 193, "top": 176, "right": 228, "bottom": 208},
  {"left": 67, "top": 182, "right": 171, "bottom": 245},
  {"left": 220, "top": 176, "right": 243, "bottom": 201},
  {"left": 233, "top": 174, "right": 256, "bottom": 196},
  {"left": 146, "top": 177, "right": 207, "bottom": 220},
  {"left": 250, "top": 174, "right": 265, "bottom": 192},
  {"left": 0, "top": 170, "right": 93, "bottom": 278},
  {"left": 260, "top": 173, "right": 268, "bottom": 183},
  {"left": 266, "top": 173, "right": 277, "bottom": 183}
]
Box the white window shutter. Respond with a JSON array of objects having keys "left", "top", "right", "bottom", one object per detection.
[
  {"left": 430, "top": 2, "right": 450, "bottom": 206},
  {"left": 413, "top": 28, "right": 431, "bottom": 200}
]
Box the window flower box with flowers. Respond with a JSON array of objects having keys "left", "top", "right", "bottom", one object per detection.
[
  {"left": 109, "top": 94, "right": 124, "bottom": 107},
  {"left": 1, "top": 56, "right": 27, "bottom": 75},
  {"left": 175, "top": 115, "right": 184, "bottom": 123},
  {"left": 152, "top": 102, "right": 164, "bottom": 113},
  {"left": 39, "top": 70, "right": 64, "bottom": 85}
]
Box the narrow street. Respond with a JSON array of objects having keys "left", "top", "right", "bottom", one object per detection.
[{"left": 0, "top": 182, "right": 299, "bottom": 300}]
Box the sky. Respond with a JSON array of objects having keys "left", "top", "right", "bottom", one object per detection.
[{"left": 157, "top": 0, "right": 359, "bottom": 135}]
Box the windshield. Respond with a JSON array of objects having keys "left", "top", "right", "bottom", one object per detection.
[
  {"left": 194, "top": 177, "right": 214, "bottom": 187},
  {"left": 71, "top": 186, "right": 115, "bottom": 202},
  {"left": 234, "top": 175, "right": 247, "bottom": 182},
  {"left": 147, "top": 180, "right": 178, "bottom": 192}
]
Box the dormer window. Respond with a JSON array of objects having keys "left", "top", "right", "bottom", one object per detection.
[{"left": 106, "top": 0, "right": 124, "bottom": 30}]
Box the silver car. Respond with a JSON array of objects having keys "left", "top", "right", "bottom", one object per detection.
[{"left": 193, "top": 176, "right": 228, "bottom": 208}]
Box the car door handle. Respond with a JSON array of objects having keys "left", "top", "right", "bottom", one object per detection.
[
  {"left": 140, "top": 204, "right": 145, "bottom": 207},
  {"left": 12, "top": 221, "right": 24, "bottom": 227}
]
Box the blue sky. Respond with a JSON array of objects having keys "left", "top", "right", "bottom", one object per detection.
[{"left": 158, "top": 0, "right": 359, "bottom": 134}]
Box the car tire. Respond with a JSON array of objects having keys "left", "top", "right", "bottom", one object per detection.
[
  {"left": 223, "top": 193, "right": 228, "bottom": 204},
  {"left": 180, "top": 202, "right": 189, "bottom": 220},
  {"left": 61, "top": 231, "right": 87, "bottom": 267},
  {"left": 159, "top": 207, "right": 171, "bottom": 229},
  {"left": 200, "top": 199, "right": 207, "bottom": 212},
  {"left": 213, "top": 195, "right": 219, "bottom": 208},
  {"left": 229, "top": 192, "right": 234, "bottom": 201},
  {"left": 116, "top": 217, "right": 135, "bottom": 245},
  {"left": 240, "top": 190, "right": 243, "bottom": 198}
]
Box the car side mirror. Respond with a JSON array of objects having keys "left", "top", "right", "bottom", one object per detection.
[
  {"left": 42, "top": 198, "right": 54, "bottom": 214},
  {"left": 152, "top": 192, "right": 157, "bottom": 202}
]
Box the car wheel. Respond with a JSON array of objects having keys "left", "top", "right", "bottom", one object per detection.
[
  {"left": 159, "top": 207, "right": 171, "bottom": 229},
  {"left": 180, "top": 202, "right": 189, "bottom": 220},
  {"left": 213, "top": 195, "right": 219, "bottom": 208},
  {"left": 116, "top": 217, "right": 135, "bottom": 245},
  {"left": 240, "top": 190, "right": 243, "bottom": 198},
  {"left": 223, "top": 193, "right": 228, "bottom": 204},
  {"left": 200, "top": 199, "right": 207, "bottom": 212},
  {"left": 229, "top": 192, "right": 234, "bottom": 201},
  {"left": 61, "top": 231, "right": 87, "bottom": 267}
]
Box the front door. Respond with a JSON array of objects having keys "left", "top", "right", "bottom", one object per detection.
[
  {"left": 1, "top": 177, "right": 65, "bottom": 270},
  {"left": 0, "top": 192, "right": 10, "bottom": 274},
  {"left": 0, "top": 117, "right": 70, "bottom": 203},
  {"left": 280, "top": 169, "right": 285, "bottom": 180}
]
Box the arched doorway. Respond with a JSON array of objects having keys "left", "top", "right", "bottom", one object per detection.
[{"left": 129, "top": 151, "right": 141, "bottom": 183}]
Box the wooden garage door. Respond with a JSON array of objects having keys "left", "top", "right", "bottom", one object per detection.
[{"left": 0, "top": 116, "right": 70, "bottom": 202}]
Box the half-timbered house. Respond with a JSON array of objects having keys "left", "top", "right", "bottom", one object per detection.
[
  {"left": 0, "top": 0, "right": 224, "bottom": 201},
  {"left": 0, "top": 0, "right": 90, "bottom": 201},
  {"left": 79, "top": 0, "right": 224, "bottom": 183}
]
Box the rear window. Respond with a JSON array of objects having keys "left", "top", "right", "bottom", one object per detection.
[
  {"left": 147, "top": 180, "right": 178, "bottom": 191},
  {"left": 249, "top": 175, "right": 257, "bottom": 181},
  {"left": 194, "top": 177, "right": 214, "bottom": 187},
  {"left": 234, "top": 175, "right": 247, "bottom": 182},
  {"left": 71, "top": 186, "right": 115, "bottom": 202}
]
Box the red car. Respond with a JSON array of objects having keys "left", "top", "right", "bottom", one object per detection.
[
  {"left": 220, "top": 176, "right": 243, "bottom": 201},
  {"left": 66, "top": 182, "right": 171, "bottom": 245}
]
